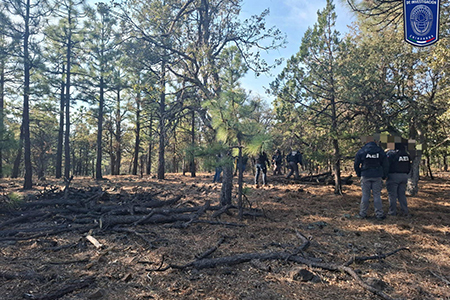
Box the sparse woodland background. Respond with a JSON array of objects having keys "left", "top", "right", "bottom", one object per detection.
[
  {"left": 0, "top": 1, "right": 450, "bottom": 299},
  {"left": 0, "top": 0, "right": 449, "bottom": 196}
]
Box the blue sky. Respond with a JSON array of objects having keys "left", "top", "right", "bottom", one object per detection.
[{"left": 239, "top": 0, "right": 356, "bottom": 103}]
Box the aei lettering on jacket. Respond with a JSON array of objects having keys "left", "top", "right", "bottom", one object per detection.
[{"left": 398, "top": 156, "right": 409, "bottom": 162}]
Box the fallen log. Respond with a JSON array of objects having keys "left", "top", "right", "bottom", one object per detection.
[
  {"left": 299, "top": 172, "right": 332, "bottom": 182},
  {"left": 0, "top": 211, "right": 49, "bottom": 229}
]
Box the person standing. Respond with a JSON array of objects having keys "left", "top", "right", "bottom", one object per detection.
[
  {"left": 213, "top": 153, "right": 222, "bottom": 183},
  {"left": 234, "top": 155, "right": 248, "bottom": 176},
  {"left": 386, "top": 144, "right": 412, "bottom": 217},
  {"left": 272, "top": 149, "right": 283, "bottom": 175},
  {"left": 255, "top": 151, "right": 270, "bottom": 187},
  {"left": 286, "top": 150, "right": 303, "bottom": 179},
  {"left": 354, "top": 140, "right": 389, "bottom": 220}
]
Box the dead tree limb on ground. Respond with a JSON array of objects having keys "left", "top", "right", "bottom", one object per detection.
[
  {"left": 149, "top": 246, "right": 408, "bottom": 300},
  {"left": 429, "top": 270, "right": 450, "bottom": 285},
  {"left": 195, "top": 236, "right": 226, "bottom": 260},
  {"left": 344, "top": 247, "right": 410, "bottom": 266}
]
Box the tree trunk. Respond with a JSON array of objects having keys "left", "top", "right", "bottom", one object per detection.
[
  {"left": 157, "top": 62, "right": 166, "bottom": 180},
  {"left": 407, "top": 152, "right": 421, "bottom": 196},
  {"left": 330, "top": 93, "right": 342, "bottom": 195},
  {"left": 332, "top": 138, "right": 342, "bottom": 195},
  {"left": 109, "top": 119, "right": 116, "bottom": 175},
  {"left": 146, "top": 114, "right": 153, "bottom": 175},
  {"left": 237, "top": 146, "right": 243, "bottom": 220},
  {"left": 64, "top": 17, "right": 72, "bottom": 180},
  {"left": 96, "top": 76, "right": 104, "bottom": 180},
  {"left": 0, "top": 59, "right": 4, "bottom": 178},
  {"left": 55, "top": 66, "right": 65, "bottom": 178},
  {"left": 115, "top": 88, "right": 122, "bottom": 175},
  {"left": 425, "top": 152, "right": 434, "bottom": 180},
  {"left": 190, "top": 110, "right": 196, "bottom": 177},
  {"left": 132, "top": 91, "right": 141, "bottom": 175},
  {"left": 23, "top": 0, "right": 32, "bottom": 189},
  {"left": 443, "top": 153, "right": 448, "bottom": 172},
  {"left": 220, "top": 153, "right": 233, "bottom": 207}
]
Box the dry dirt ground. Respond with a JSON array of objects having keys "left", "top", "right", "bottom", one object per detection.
[{"left": 0, "top": 171, "right": 449, "bottom": 300}]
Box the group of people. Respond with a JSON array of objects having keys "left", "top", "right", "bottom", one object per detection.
[
  {"left": 213, "top": 139, "right": 412, "bottom": 220},
  {"left": 254, "top": 149, "right": 303, "bottom": 187},
  {"left": 214, "top": 149, "right": 304, "bottom": 186},
  {"left": 354, "top": 140, "right": 412, "bottom": 220}
]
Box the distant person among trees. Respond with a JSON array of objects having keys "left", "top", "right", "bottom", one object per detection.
[
  {"left": 234, "top": 155, "right": 248, "bottom": 176},
  {"left": 354, "top": 140, "right": 389, "bottom": 220},
  {"left": 255, "top": 151, "right": 270, "bottom": 187},
  {"left": 386, "top": 144, "right": 412, "bottom": 217},
  {"left": 213, "top": 153, "right": 222, "bottom": 183},
  {"left": 286, "top": 150, "right": 303, "bottom": 179},
  {"left": 272, "top": 149, "right": 283, "bottom": 175}
]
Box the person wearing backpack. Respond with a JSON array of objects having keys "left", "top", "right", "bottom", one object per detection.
[
  {"left": 386, "top": 144, "right": 412, "bottom": 217},
  {"left": 354, "top": 140, "right": 389, "bottom": 220}
]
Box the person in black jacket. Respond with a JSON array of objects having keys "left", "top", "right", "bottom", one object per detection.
[
  {"left": 386, "top": 144, "right": 412, "bottom": 217},
  {"left": 272, "top": 149, "right": 283, "bottom": 175},
  {"left": 354, "top": 141, "right": 389, "bottom": 220},
  {"left": 286, "top": 150, "right": 303, "bottom": 179},
  {"left": 255, "top": 151, "right": 270, "bottom": 187}
]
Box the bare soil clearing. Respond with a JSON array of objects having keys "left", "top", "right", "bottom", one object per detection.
[{"left": 0, "top": 172, "right": 449, "bottom": 300}]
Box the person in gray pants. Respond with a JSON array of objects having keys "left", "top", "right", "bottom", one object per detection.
[
  {"left": 354, "top": 141, "right": 389, "bottom": 220},
  {"left": 386, "top": 144, "right": 412, "bottom": 216}
]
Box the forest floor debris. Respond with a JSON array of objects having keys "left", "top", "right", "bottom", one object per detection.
[{"left": 0, "top": 172, "right": 449, "bottom": 300}]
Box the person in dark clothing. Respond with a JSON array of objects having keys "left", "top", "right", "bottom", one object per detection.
[
  {"left": 255, "top": 151, "right": 270, "bottom": 187},
  {"left": 234, "top": 155, "right": 248, "bottom": 176},
  {"left": 386, "top": 144, "right": 412, "bottom": 217},
  {"left": 286, "top": 150, "right": 303, "bottom": 179},
  {"left": 354, "top": 141, "right": 389, "bottom": 220},
  {"left": 272, "top": 149, "right": 283, "bottom": 175},
  {"left": 213, "top": 153, "right": 222, "bottom": 183}
]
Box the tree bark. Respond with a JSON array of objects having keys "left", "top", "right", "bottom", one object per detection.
[
  {"left": 443, "top": 153, "right": 448, "bottom": 172},
  {"left": 147, "top": 113, "right": 153, "bottom": 175},
  {"left": 157, "top": 61, "right": 166, "bottom": 180},
  {"left": 64, "top": 12, "right": 72, "bottom": 180},
  {"left": 96, "top": 75, "right": 104, "bottom": 180},
  {"left": 23, "top": 0, "right": 32, "bottom": 189},
  {"left": 132, "top": 90, "right": 141, "bottom": 175},
  {"left": 425, "top": 152, "right": 434, "bottom": 180},
  {"left": 114, "top": 88, "right": 122, "bottom": 175},
  {"left": 55, "top": 66, "right": 65, "bottom": 178},
  {"left": 190, "top": 109, "right": 196, "bottom": 177},
  {"left": 237, "top": 145, "right": 243, "bottom": 220},
  {"left": 407, "top": 153, "right": 421, "bottom": 196},
  {"left": 220, "top": 154, "right": 233, "bottom": 207},
  {"left": 0, "top": 59, "right": 5, "bottom": 178}
]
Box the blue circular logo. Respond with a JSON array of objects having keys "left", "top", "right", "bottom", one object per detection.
[{"left": 410, "top": 5, "right": 433, "bottom": 36}]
